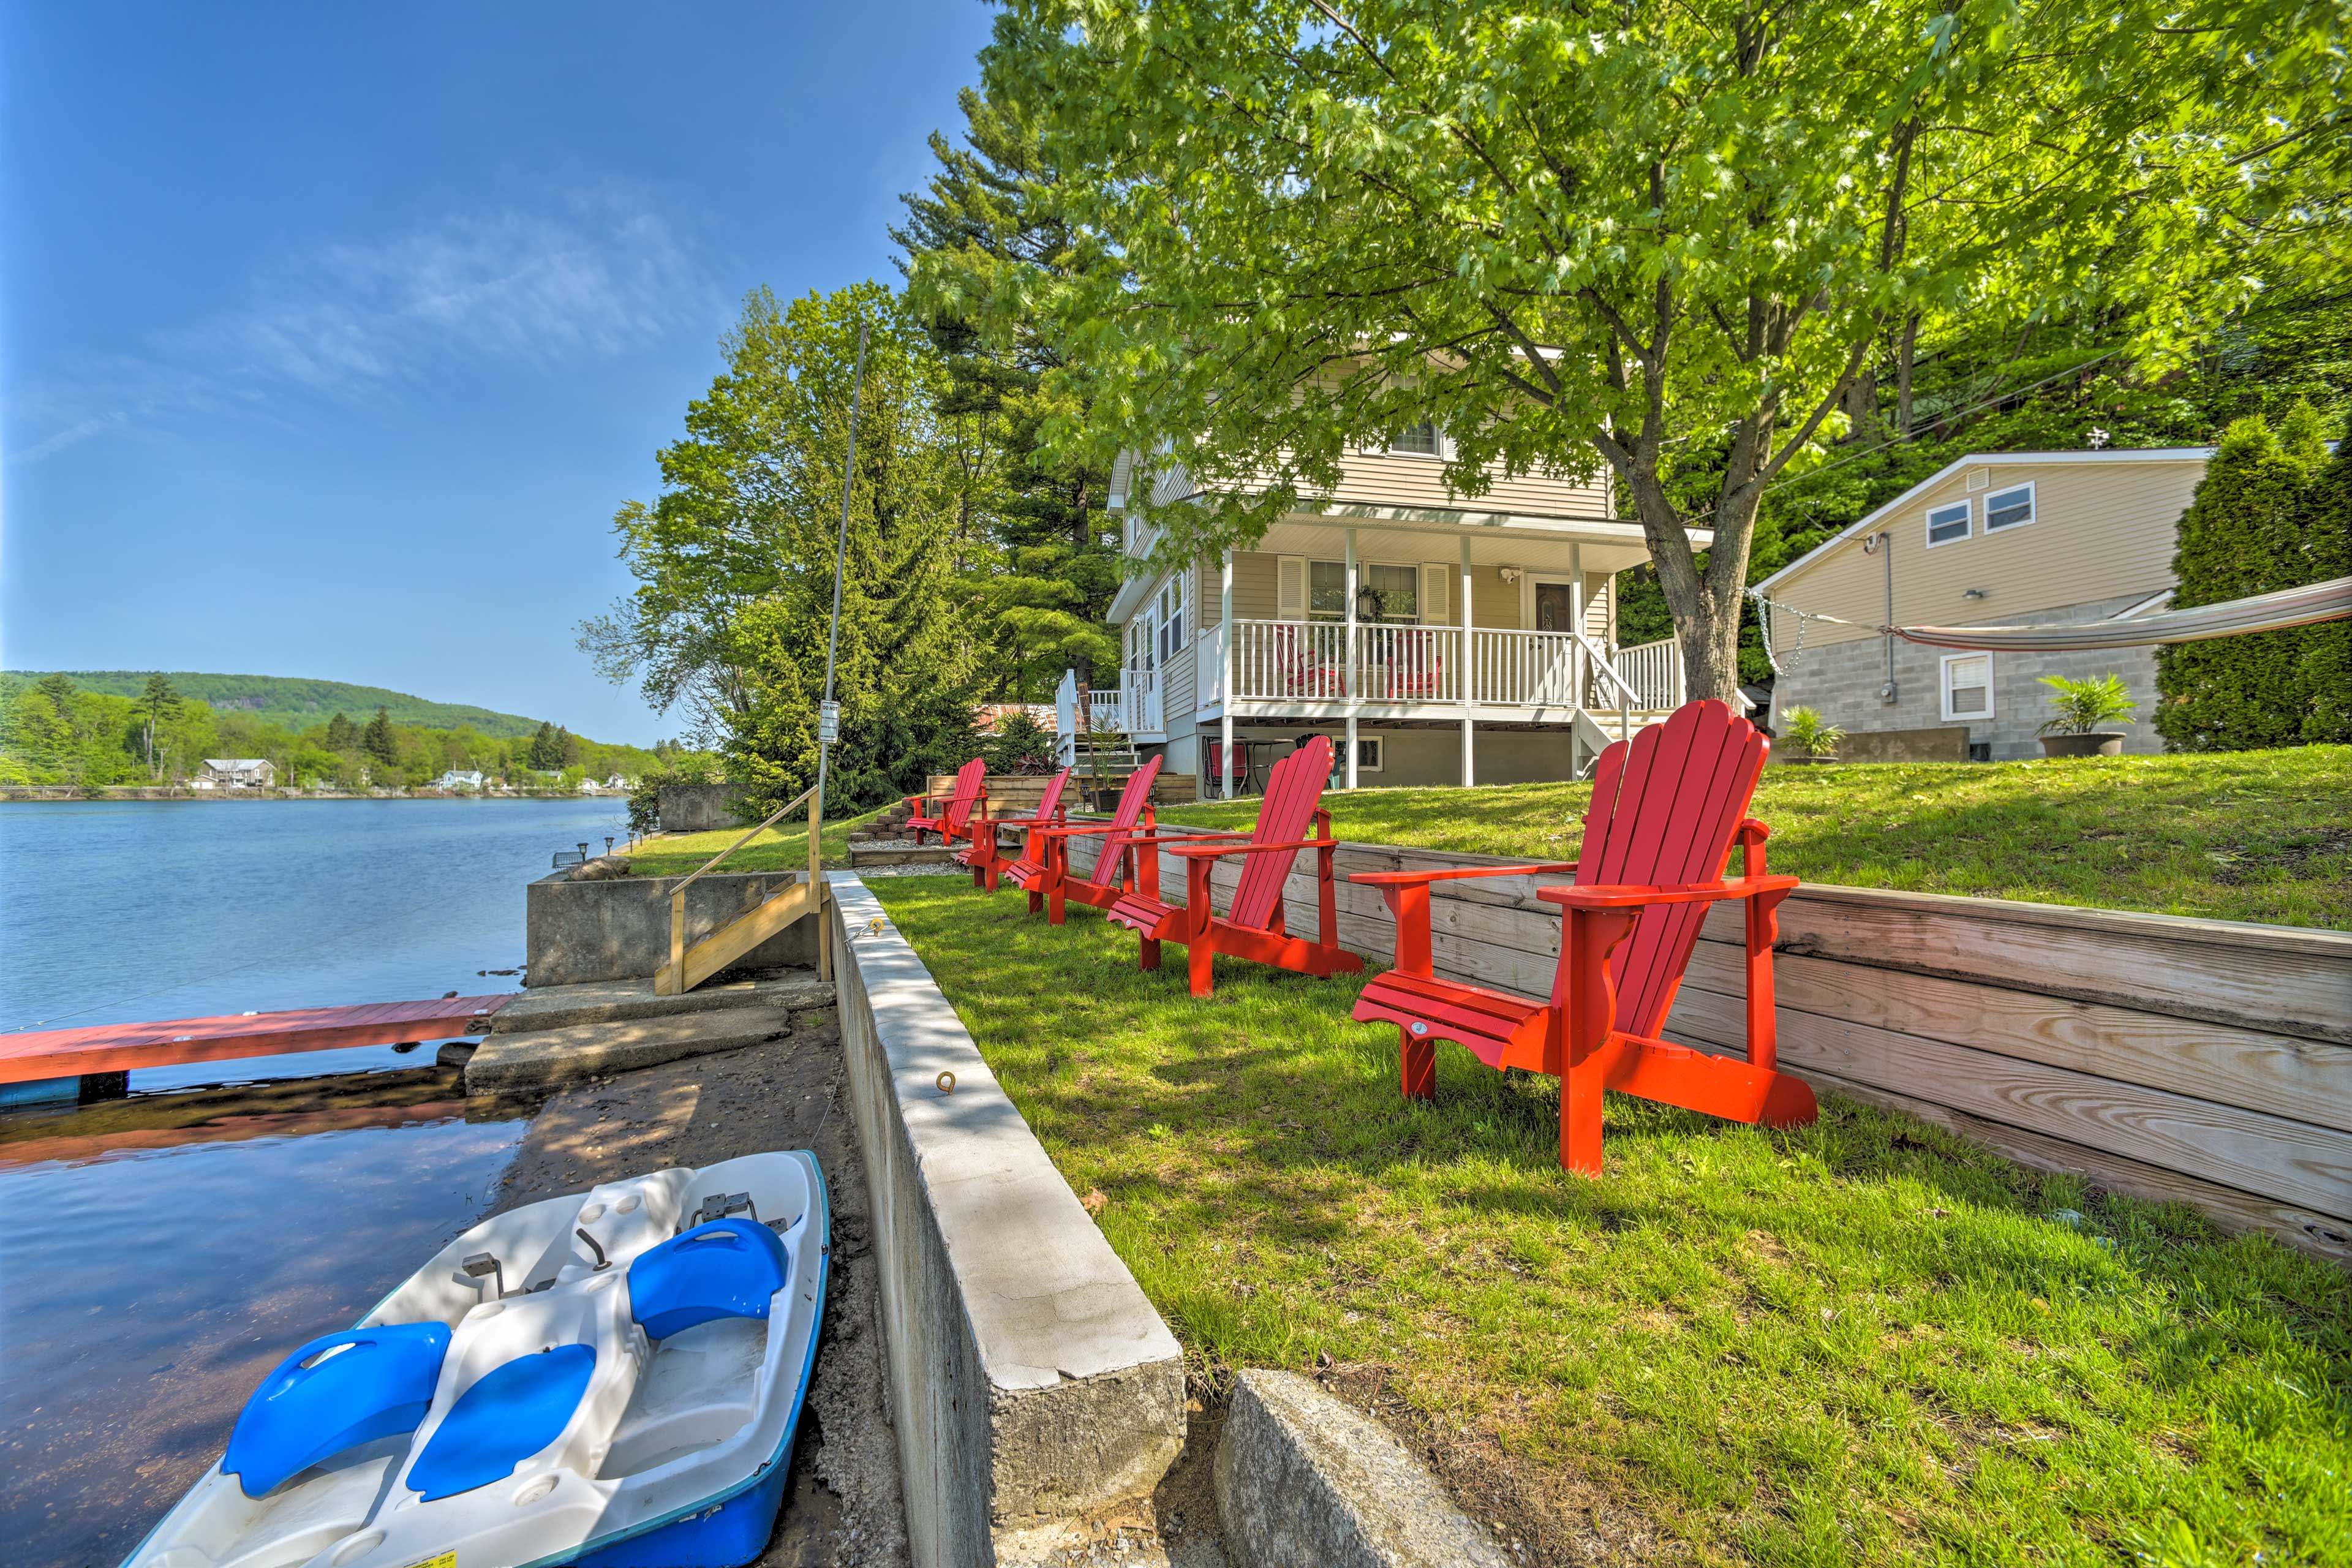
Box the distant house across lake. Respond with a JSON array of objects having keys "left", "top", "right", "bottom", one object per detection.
[
  {"left": 435, "top": 769, "right": 487, "bottom": 791},
  {"left": 194, "top": 758, "right": 276, "bottom": 790}
]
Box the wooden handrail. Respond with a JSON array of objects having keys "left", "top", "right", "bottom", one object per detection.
[
  {"left": 660, "top": 781, "right": 825, "bottom": 995},
  {"left": 670, "top": 782, "right": 820, "bottom": 897}
]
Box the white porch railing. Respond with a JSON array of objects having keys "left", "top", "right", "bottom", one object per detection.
[
  {"left": 1610, "top": 637, "right": 1686, "bottom": 709},
  {"left": 1221, "top": 619, "right": 1684, "bottom": 712},
  {"left": 1083, "top": 669, "right": 1163, "bottom": 735}
]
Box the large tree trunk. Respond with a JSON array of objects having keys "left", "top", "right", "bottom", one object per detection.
[
  {"left": 1622, "top": 468, "right": 1763, "bottom": 707},
  {"left": 1896, "top": 312, "right": 1920, "bottom": 439}
]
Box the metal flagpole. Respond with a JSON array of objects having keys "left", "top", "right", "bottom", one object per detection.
[{"left": 811, "top": 320, "right": 870, "bottom": 979}]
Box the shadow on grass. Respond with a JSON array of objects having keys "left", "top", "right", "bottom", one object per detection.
[{"left": 872, "top": 875, "right": 2352, "bottom": 1564}]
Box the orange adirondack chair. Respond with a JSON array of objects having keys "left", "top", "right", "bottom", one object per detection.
[
  {"left": 1106, "top": 736, "right": 1365, "bottom": 998},
  {"left": 1020, "top": 757, "right": 1164, "bottom": 919},
  {"left": 1350, "top": 701, "right": 1815, "bottom": 1175},
  {"left": 956, "top": 767, "right": 1073, "bottom": 891},
  {"left": 904, "top": 757, "right": 987, "bottom": 848}
]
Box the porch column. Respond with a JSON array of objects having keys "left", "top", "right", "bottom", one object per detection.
[
  {"left": 1220, "top": 551, "right": 1235, "bottom": 799},
  {"left": 1459, "top": 535, "right": 1475, "bottom": 788},
  {"left": 1344, "top": 528, "right": 1359, "bottom": 791},
  {"left": 1569, "top": 544, "right": 1588, "bottom": 708}
]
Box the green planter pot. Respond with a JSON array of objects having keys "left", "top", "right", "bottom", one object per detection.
[{"left": 2039, "top": 733, "right": 2126, "bottom": 758}]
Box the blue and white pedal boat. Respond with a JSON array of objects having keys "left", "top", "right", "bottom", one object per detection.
[{"left": 124, "top": 1150, "right": 828, "bottom": 1568}]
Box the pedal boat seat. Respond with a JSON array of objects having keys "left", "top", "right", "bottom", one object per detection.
[
  {"left": 627, "top": 1217, "right": 790, "bottom": 1341},
  {"left": 222, "top": 1323, "right": 451, "bottom": 1498}
]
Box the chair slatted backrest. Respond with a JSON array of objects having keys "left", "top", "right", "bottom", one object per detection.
[
  {"left": 942, "top": 756, "right": 987, "bottom": 832},
  {"left": 1229, "top": 735, "right": 1334, "bottom": 932},
  {"left": 1571, "top": 701, "right": 1769, "bottom": 1038},
  {"left": 1032, "top": 767, "right": 1072, "bottom": 822},
  {"left": 1094, "top": 756, "right": 1164, "bottom": 879}
]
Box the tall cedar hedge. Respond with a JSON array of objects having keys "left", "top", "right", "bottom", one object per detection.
[{"left": 2155, "top": 405, "right": 2334, "bottom": 750}]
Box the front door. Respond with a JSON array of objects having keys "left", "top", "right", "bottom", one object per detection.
[{"left": 1531, "top": 581, "right": 1578, "bottom": 704}]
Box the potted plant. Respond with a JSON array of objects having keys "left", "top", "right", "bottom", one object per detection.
[
  {"left": 1776, "top": 705, "right": 1844, "bottom": 763},
  {"left": 2037, "top": 673, "right": 2136, "bottom": 756}
]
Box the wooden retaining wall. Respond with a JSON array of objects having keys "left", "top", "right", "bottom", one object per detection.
[{"left": 1060, "top": 833, "right": 2352, "bottom": 1264}]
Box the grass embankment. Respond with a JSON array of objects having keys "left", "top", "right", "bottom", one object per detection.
[
  {"left": 1161, "top": 747, "right": 2352, "bottom": 930},
  {"left": 619, "top": 805, "right": 886, "bottom": 878},
  {"left": 870, "top": 877, "right": 2350, "bottom": 1565}
]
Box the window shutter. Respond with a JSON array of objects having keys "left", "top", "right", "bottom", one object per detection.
[
  {"left": 1419, "top": 563, "right": 1450, "bottom": 624},
  {"left": 1276, "top": 556, "right": 1307, "bottom": 620}
]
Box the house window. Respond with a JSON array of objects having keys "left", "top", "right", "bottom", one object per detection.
[
  {"left": 1386, "top": 421, "right": 1444, "bottom": 458},
  {"left": 1156, "top": 574, "right": 1188, "bottom": 662},
  {"left": 1984, "top": 482, "right": 2035, "bottom": 532},
  {"left": 1310, "top": 560, "right": 1349, "bottom": 619},
  {"left": 1353, "top": 736, "right": 1384, "bottom": 773},
  {"left": 1941, "top": 652, "right": 1994, "bottom": 720},
  {"left": 1305, "top": 560, "right": 1419, "bottom": 621},
  {"left": 1128, "top": 617, "right": 1153, "bottom": 674},
  {"left": 1925, "top": 500, "right": 1972, "bottom": 547}
]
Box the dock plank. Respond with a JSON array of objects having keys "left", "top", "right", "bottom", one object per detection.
[{"left": 0, "top": 995, "right": 513, "bottom": 1083}]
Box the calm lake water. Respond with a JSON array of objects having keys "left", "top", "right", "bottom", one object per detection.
[{"left": 0, "top": 799, "right": 628, "bottom": 1567}]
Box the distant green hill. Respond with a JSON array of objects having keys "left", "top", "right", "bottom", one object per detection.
[{"left": 2, "top": 671, "right": 548, "bottom": 739}]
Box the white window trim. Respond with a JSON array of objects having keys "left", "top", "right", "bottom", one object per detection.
[
  {"left": 1353, "top": 735, "right": 1384, "bottom": 773},
  {"left": 1983, "top": 480, "right": 2037, "bottom": 533},
  {"left": 1940, "top": 650, "right": 1996, "bottom": 722},
  {"left": 1377, "top": 422, "right": 1452, "bottom": 461},
  {"left": 1305, "top": 557, "right": 1424, "bottom": 622},
  {"left": 1924, "top": 498, "right": 1973, "bottom": 549}
]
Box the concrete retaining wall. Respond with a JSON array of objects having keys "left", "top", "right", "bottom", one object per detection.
[
  {"left": 524, "top": 865, "right": 818, "bottom": 987},
  {"left": 656, "top": 782, "right": 750, "bottom": 832},
  {"left": 827, "top": 874, "right": 1187, "bottom": 1567}
]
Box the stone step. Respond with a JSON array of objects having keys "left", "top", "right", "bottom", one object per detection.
[
  {"left": 489, "top": 972, "right": 832, "bottom": 1035},
  {"left": 466, "top": 1007, "right": 796, "bottom": 1095}
]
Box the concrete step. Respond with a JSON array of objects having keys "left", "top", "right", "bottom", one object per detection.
[
  {"left": 489, "top": 971, "right": 833, "bottom": 1035},
  {"left": 466, "top": 1007, "right": 796, "bottom": 1095}
]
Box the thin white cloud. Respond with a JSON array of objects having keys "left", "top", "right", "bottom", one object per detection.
[{"left": 10, "top": 186, "right": 714, "bottom": 463}]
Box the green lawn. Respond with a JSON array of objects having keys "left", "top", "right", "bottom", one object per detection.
[
  {"left": 871, "top": 876, "right": 2350, "bottom": 1566},
  {"left": 1161, "top": 746, "right": 2352, "bottom": 930},
  {"left": 617, "top": 805, "right": 886, "bottom": 878}
]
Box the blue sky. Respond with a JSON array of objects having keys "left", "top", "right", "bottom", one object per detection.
[{"left": 2, "top": 2, "right": 996, "bottom": 745}]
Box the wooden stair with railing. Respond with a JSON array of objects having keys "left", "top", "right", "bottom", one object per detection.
[{"left": 654, "top": 782, "right": 829, "bottom": 997}]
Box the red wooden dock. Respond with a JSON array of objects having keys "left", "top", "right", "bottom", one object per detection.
[{"left": 0, "top": 995, "right": 514, "bottom": 1084}]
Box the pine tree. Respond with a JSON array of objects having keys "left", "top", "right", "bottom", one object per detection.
[
  {"left": 363, "top": 707, "right": 399, "bottom": 767},
  {"left": 138, "top": 675, "right": 180, "bottom": 780},
  {"left": 2298, "top": 406, "right": 2352, "bottom": 744},
  {"left": 323, "top": 711, "right": 357, "bottom": 752},
  {"left": 2155, "top": 412, "right": 2324, "bottom": 750},
  {"left": 897, "top": 89, "right": 1119, "bottom": 699},
  {"left": 527, "top": 720, "right": 563, "bottom": 771}
]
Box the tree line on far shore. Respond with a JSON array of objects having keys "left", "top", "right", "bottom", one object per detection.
[{"left": 0, "top": 673, "right": 676, "bottom": 791}]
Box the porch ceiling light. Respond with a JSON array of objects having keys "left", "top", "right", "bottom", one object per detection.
[{"left": 1498, "top": 565, "right": 1522, "bottom": 583}]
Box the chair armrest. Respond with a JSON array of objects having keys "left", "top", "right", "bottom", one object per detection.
[
  {"left": 1034, "top": 821, "right": 1140, "bottom": 840},
  {"left": 1539, "top": 874, "right": 1799, "bottom": 910},
  {"left": 1350, "top": 862, "right": 1577, "bottom": 887},
  {"left": 1169, "top": 838, "right": 1340, "bottom": 860}
]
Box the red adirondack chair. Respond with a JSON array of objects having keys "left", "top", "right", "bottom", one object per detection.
[
  {"left": 1020, "top": 757, "right": 1164, "bottom": 920},
  {"left": 1106, "top": 736, "right": 1365, "bottom": 998},
  {"left": 1349, "top": 700, "right": 1815, "bottom": 1175},
  {"left": 904, "top": 757, "right": 987, "bottom": 848},
  {"left": 955, "top": 767, "right": 1073, "bottom": 891}
]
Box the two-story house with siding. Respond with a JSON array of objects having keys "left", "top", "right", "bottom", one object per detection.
[
  {"left": 1754, "top": 447, "right": 2214, "bottom": 759},
  {"left": 1058, "top": 426, "right": 1717, "bottom": 796}
]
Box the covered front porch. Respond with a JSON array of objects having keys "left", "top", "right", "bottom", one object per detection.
[{"left": 1077, "top": 513, "right": 1697, "bottom": 793}]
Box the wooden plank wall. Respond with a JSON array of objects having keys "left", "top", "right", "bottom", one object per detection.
[{"left": 1061, "top": 833, "right": 2352, "bottom": 1264}]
